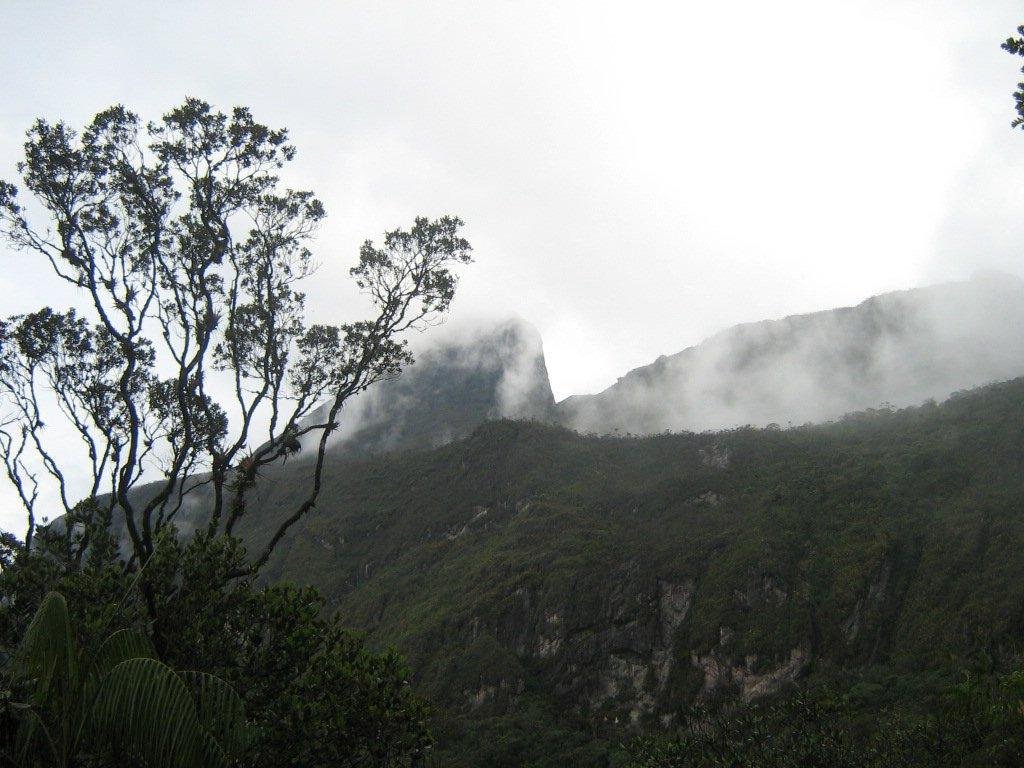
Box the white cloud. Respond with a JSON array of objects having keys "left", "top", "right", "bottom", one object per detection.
[{"left": 2, "top": 0, "right": 1023, "bottom": 533}]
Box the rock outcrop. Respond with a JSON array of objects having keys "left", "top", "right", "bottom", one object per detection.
[
  {"left": 304, "top": 276, "right": 1024, "bottom": 456},
  {"left": 316, "top": 317, "right": 556, "bottom": 455}
]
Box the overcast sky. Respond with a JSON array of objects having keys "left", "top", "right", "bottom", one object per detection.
[{"left": 2, "top": 0, "right": 1023, "bottom": 401}]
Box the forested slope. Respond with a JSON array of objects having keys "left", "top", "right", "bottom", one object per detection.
[{"left": 233, "top": 377, "right": 1024, "bottom": 765}]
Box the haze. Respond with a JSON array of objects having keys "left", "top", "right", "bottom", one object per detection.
[
  {"left": 3, "top": 1, "right": 1023, "bottom": 400},
  {"left": 3, "top": 1, "right": 1024, "bottom": 534}
]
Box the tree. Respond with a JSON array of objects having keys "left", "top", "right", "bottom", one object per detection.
[
  {"left": 0, "top": 98, "right": 455, "bottom": 765},
  {"left": 0, "top": 505, "right": 432, "bottom": 767},
  {"left": 1002, "top": 26, "right": 1024, "bottom": 127},
  {"left": 0, "top": 98, "right": 471, "bottom": 581}
]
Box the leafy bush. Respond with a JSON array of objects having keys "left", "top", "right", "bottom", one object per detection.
[{"left": 0, "top": 506, "right": 430, "bottom": 767}]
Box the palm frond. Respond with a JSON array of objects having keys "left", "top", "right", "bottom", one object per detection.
[
  {"left": 11, "top": 592, "right": 77, "bottom": 766},
  {"left": 181, "top": 670, "right": 254, "bottom": 759},
  {"left": 76, "top": 628, "right": 157, "bottom": 753},
  {"left": 13, "top": 592, "right": 76, "bottom": 704},
  {"left": 89, "top": 628, "right": 155, "bottom": 681},
  {"left": 89, "top": 657, "right": 226, "bottom": 768}
]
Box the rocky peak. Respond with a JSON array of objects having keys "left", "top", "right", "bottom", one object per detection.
[{"left": 324, "top": 317, "right": 556, "bottom": 455}]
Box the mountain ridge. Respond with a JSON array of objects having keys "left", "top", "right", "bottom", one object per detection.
[
  {"left": 320, "top": 274, "right": 1024, "bottom": 455},
  {"left": 556, "top": 274, "right": 1024, "bottom": 434},
  {"left": 85, "top": 275, "right": 1024, "bottom": 766},
  {"left": 242, "top": 374, "right": 1024, "bottom": 766}
]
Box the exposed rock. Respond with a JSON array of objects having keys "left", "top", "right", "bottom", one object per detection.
[
  {"left": 312, "top": 318, "right": 556, "bottom": 456},
  {"left": 762, "top": 574, "right": 788, "bottom": 604},
  {"left": 469, "top": 685, "right": 496, "bottom": 708},
  {"left": 699, "top": 445, "right": 731, "bottom": 469},
  {"left": 297, "top": 278, "right": 1024, "bottom": 459},
  {"left": 843, "top": 560, "right": 891, "bottom": 643},
  {"left": 694, "top": 490, "right": 724, "bottom": 506},
  {"left": 740, "top": 648, "right": 809, "bottom": 702},
  {"left": 537, "top": 635, "right": 563, "bottom": 658},
  {"left": 466, "top": 677, "right": 526, "bottom": 710},
  {"left": 735, "top": 574, "right": 789, "bottom": 610},
  {"left": 444, "top": 506, "right": 490, "bottom": 541},
  {"left": 658, "top": 579, "right": 695, "bottom": 647},
  {"left": 692, "top": 644, "right": 809, "bottom": 703}
]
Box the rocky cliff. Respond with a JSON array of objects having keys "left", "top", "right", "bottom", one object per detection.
[
  {"left": 95, "top": 277, "right": 1024, "bottom": 765},
  {"left": 309, "top": 276, "right": 1024, "bottom": 453},
  {"left": 237, "top": 375, "right": 1024, "bottom": 765},
  {"left": 314, "top": 317, "right": 556, "bottom": 455}
]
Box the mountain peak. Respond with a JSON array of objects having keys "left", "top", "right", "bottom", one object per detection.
[
  {"left": 320, "top": 278, "right": 1024, "bottom": 453},
  {"left": 326, "top": 316, "right": 556, "bottom": 455}
]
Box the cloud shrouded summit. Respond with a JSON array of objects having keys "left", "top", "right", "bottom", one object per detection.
[
  {"left": 558, "top": 275, "right": 1024, "bottom": 434},
  {"left": 3, "top": 1, "right": 1024, "bottom": 535},
  {"left": 318, "top": 276, "right": 1024, "bottom": 454}
]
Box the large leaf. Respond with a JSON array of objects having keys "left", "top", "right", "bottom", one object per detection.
[
  {"left": 89, "top": 657, "right": 226, "bottom": 768},
  {"left": 11, "top": 591, "right": 77, "bottom": 766},
  {"left": 76, "top": 628, "right": 157, "bottom": 749},
  {"left": 13, "top": 592, "right": 76, "bottom": 704},
  {"left": 10, "top": 707, "right": 60, "bottom": 768},
  {"left": 88, "top": 628, "right": 155, "bottom": 683},
  {"left": 181, "top": 670, "right": 254, "bottom": 759}
]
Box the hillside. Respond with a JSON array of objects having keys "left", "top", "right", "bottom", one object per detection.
[
  {"left": 557, "top": 274, "right": 1024, "bottom": 434},
  {"left": 234, "top": 376, "right": 1024, "bottom": 766}
]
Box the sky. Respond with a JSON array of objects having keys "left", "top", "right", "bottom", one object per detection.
[
  {"left": 1, "top": 1, "right": 1023, "bottom": 532},
  {"left": 3, "top": 0, "right": 1024, "bottom": 398}
]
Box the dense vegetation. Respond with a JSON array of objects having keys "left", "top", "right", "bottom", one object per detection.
[
  {"left": 0, "top": 97, "right": 468, "bottom": 767},
  {"left": 218, "top": 376, "right": 1024, "bottom": 766},
  {"left": 0, "top": 507, "right": 430, "bottom": 766},
  {"left": 3, "top": 21, "right": 1024, "bottom": 768},
  {"left": 6, "top": 367, "right": 1024, "bottom": 767},
  {"left": 626, "top": 676, "right": 1024, "bottom": 768}
]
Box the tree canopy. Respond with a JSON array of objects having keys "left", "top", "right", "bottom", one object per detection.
[
  {"left": 1002, "top": 25, "right": 1024, "bottom": 127},
  {"left": 0, "top": 98, "right": 471, "bottom": 578},
  {"left": 0, "top": 99, "right": 466, "bottom": 766}
]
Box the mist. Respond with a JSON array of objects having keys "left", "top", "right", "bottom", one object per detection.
[
  {"left": 302, "top": 273, "right": 1024, "bottom": 456},
  {"left": 4, "top": 1, "right": 1024, "bottom": 406},
  {"left": 4, "top": 0, "right": 1024, "bottom": 534},
  {"left": 558, "top": 274, "right": 1024, "bottom": 435},
  {"left": 312, "top": 317, "right": 555, "bottom": 455}
]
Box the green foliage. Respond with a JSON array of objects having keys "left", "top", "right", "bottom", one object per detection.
[
  {"left": 626, "top": 673, "right": 1024, "bottom": 768},
  {"left": 0, "top": 512, "right": 430, "bottom": 767},
  {"left": 0, "top": 98, "right": 472, "bottom": 596},
  {"left": 1003, "top": 25, "right": 1024, "bottom": 127},
  {"left": 234, "top": 378, "right": 1024, "bottom": 766},
  {"left": 2, "top": 591, "right": 249, "bottom": 768},
  {"left": 429, "top": 693, "right": 628, "bottom": 768}
]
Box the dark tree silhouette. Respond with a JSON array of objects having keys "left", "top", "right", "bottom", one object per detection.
[{"left": 0, "top": 98, "right": 471, "bottom": 576}]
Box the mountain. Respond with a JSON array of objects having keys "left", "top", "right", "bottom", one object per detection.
[
  {"left": 312, "top": 275, "right": 1024, "bottom": 453},
  {"left": 314, "top": 317, "right": 556, "bottom": 455},
  {"left": 240, "top": 376, "right": 1024, "bottom": 766},
  {"left": 88, "top": 276, "right": 1024, "bottom": 764},
  {"left": 557, "top": 274, "right": 1024, "bottom": 435}
]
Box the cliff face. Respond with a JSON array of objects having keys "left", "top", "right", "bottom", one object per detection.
[
  {"left": 315, "top": 317, "right": 556, "bottom": 455},
  {"left": 557, "top": 275, "right": 1024, "bottom": 434},
  {"left": 308, "top": 277, "right": 1024, "bottom": 454},
  {"left": 92, "top": 278, "right": 1024, "bottom": 766}
]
